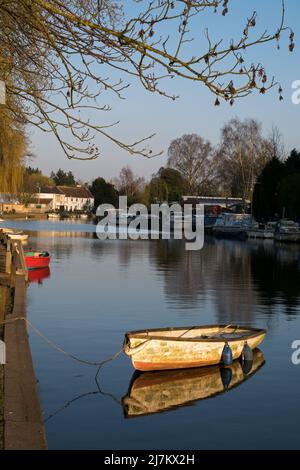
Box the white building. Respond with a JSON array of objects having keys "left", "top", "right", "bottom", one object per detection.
[
  {"left": 38, "top": 186, "right": 65, "bottom": 211},
  {"left": 37, "top": 185, "right": 94, "bottom": 212},
  {"left": 57, "top": 185, "right": 94, "bottom": 212}
]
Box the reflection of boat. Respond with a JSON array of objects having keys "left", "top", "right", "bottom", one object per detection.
[
  {"left": 274, "top": 219, "right": 300, "bottom": 243},
  {"left": 123, "top": 349, "right": 265, "bottom": 418},
  {"left": 28, "top": 267, "right": 50, "bottom": 283},
  {"left": 212, "top": 213, "right": 253, "bottom": 240},
  {"left": 124, "top": 325, "right": 266, "bottom": 371},
  {"left": 25, "top": 251, "right": 51, "bottom": 269}
]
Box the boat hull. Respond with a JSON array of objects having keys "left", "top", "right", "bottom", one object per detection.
[
  {"left": 124, "top": 325, "right": 266, "bottom": 371},
  {"left": 247, "top": 230, "right": 274, "bottom": 240},
  {"left": 275, "top": 233, "right": 300, "bottom": 243},
  {"left": 25, "top": 252, "right": 51, "bottom": 269},
  {"left": 213, "top": 227, "right": 248, "bottom": 240}
]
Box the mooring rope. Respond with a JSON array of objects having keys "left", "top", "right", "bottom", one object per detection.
[{"left": 0, "top": 316, "right": 123, "bottom": 367}]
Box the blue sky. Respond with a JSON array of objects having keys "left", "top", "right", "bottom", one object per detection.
[{"left": 30, "top": 0, "right": 300, "bottom": 182}]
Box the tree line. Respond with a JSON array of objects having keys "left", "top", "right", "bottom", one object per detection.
[
  {"left": 253, "top": 149, "right": 300, "bottom": 222},
  {"left": 4, "top": 116, "right": 299, "bottom": 221}
]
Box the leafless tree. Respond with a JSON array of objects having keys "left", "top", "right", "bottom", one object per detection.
[
  {"left": 0, "top": 0, "right": 294, "bottom": 160},
  {"left": 267, "top": 125, "right": 286, "bottom": 161},
  {"left": 215, "top": 118, "right": 272, "bottom": 200},
  {"left": 167, "top": 133, "right": 214, "bottom": 193},
  {"left": 114, "top": 165, "right": 145, "bottom": 203}
]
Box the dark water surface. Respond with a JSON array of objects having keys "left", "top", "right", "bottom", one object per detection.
[{"left": 1, "top": 219, "right": 300, "bottom": 449}]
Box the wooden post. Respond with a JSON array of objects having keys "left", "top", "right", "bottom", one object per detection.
[{"left": 5, "top": 239, "right": 11, "bottom": 275}]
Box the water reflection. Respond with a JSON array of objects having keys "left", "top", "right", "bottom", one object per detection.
[
  {"left": 28, "top": 267, "right": 51, "bottom": 284},
  {"left": 250, "top": 242, "right": 300, "bottom": 311},
  {"left": 122, "top": 349, "right": 265, "bottom": 418},
  {"left": 150, "top": 237, "right": 300, "bottom": 316}
]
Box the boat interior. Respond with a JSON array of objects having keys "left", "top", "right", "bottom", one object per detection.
[{"left": 127, "top": 325, "right": 261, "bottom": 341}]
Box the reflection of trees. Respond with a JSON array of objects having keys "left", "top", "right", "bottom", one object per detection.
[
  {"left": 151, "top": 236, "right": 300, "bottom": 319},
  {"left": 250, "top": 243, "right": 300, "bottom": 312},
  {"left": 210, "top": 240, "right": 257, "bottom": 324},
  {"left": 150, "top": 240, "right": 209, "bottom": 308}
]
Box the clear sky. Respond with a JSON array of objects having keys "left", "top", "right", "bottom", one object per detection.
[{"left": 29, "top": 0, "right": 300, "bottom": 183}]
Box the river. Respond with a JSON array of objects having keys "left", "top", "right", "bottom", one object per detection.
[{"left": 1, "top": 219, "right": 300, "bottom": 449}]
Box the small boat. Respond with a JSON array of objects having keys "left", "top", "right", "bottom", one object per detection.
[
  {"left": 274, "top": 219, "right": 300, "bottom": 243},
  {"left": 247, "top": 221, "right": 276, "bottom": 240},
  {"left": 0, "top": 228, "right": 29, "bottom": 244},
  {"left": 24, "top": 251, "right": 51, "bottom": 269},
  {"left": 47, "top": 213, "right": 60, "bottom": 219},
  {"left": 122, "top": 349, "right": 265, "bottom": 418},
  {"left": 124, "top": 325, "right": 266, "bottom": 371}
]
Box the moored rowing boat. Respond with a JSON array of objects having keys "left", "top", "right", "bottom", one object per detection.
[
  {"left": 124, "top": 325, "right": 266, "bottom": 371},
  {"left": 24, "top": 251, "right": 51, "bottom": 269}
]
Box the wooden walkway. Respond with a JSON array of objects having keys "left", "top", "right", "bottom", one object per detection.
[{"left": 0, "top": 236, "right": 47, "bottom": 450}]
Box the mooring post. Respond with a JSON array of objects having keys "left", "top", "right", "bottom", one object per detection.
[
  {"left": 0, "top": 340, "right": 5, "bottom": 365},
  {"left": 5, "top": 238, "right": 11, "bottom": 275}
]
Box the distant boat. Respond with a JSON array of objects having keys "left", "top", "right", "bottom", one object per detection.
[
  {"left": 47, "top": 213, "right": 60, "bottom": 219},
  {"left": 247, "top": 221, "right": 276, "bottom": 240},
  {"left": 24, "top": 251, "right": 51, "bottom": 269},
  {"left": 124, "top": 325, "right": 266, "bottom": 372},
  {"left": 122, "top": 349, "right": 265, "bottom": 418},
  {"left": 0, "top": 228, "right": 29, "bottom": 244},
  {"left": 212, "top": 213, "right": 253, "bottom": 240},
  {"left": 274, "top": 219, "right": 300, "bottom": 243},
  {"left": 0, "top": 218, "right": 4, "bottom": 222}
]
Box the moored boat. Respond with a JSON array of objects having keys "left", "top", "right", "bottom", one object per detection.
[
  {"left": 274, "top": 219, "right": 300, "bottom": 243},
  {"left": 122, "top": 349, "right": 265, "bottom": 418},
  {"left": 24, "top": 250, "right": 51, "bottom": 269},
  {"left": 212, "top": 213, "right": 253, "bottom": 240},
  {"left": 247, "top": 221, "right": 276, "bottom": 240},
  {"left": 124, "top": 325, "right": 266, "bottom": 371},
  {"left": 0, "top": 228, "right": 29, "bottom": 244}
]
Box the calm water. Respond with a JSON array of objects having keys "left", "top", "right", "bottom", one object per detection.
[{"left": 2, "top": 219, "right": 300, "bottom": 449}]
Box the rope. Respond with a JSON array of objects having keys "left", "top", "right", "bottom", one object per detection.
[{"left": 0, "top": 316, "right": 123, "bottom": 367}]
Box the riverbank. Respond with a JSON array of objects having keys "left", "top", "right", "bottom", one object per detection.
[
  {"left": 1, "top": 213, "right": 47, "bottom": 220},
  {"left": 0, "top": 236, "right": 47, "bottom": 450}
]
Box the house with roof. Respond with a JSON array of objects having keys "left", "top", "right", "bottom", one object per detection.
[
  {"left": 57, "top": 186, "right": 94, "bottom": 212},
  {"left": 38, "top": 186, "right": 65, "bottom": 211},
  {"left": 36, "top": 185, "right": 94, "bottom": 212}
]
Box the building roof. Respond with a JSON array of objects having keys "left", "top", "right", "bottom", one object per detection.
[
  {"left": 40, "top": 186, "right": 64, "bottom": 195},
  {"left": 57, "top": 185, "right": 93, "bottom": 199}
]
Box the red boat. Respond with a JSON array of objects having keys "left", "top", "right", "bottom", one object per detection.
[
  {"left": 28, "top": 267, "right": 51, "bottom": 283},
  {"left": 25, "top": 251, "right": 51, "bottom": 269}
]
